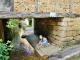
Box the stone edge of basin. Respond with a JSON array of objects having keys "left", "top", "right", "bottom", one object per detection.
[{"left": 47, "top": 45, "right": 80, "bottom": 60}]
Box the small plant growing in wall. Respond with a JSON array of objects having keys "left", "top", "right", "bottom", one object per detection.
[{"left": 0, "top": 39, "right": 13, "bottom": 60}]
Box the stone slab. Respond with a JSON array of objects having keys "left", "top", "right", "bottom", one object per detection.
[
  {"left": 48, "top": 45, "right": 80, "bottom": 60},
  {"left": 36, "top": 43, "right": 61, "bottom": 56}
]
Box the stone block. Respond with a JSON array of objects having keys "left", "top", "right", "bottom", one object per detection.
[
  {"left": 53, "top": 30, "right": 58, "bottom": 36},
  {"left": 56, "top": 0, "right": 69, "bottom": 13},
  {"left": 53, "top": 36, "right": 65, "bottom": 41},
  {"left": 38, "top": 0, "right": 48, "bottom": 3},
  {"left": 75, "top": 39, "right": 80, "bottom": 44},
  {"left": 53, "top": 40, "right": 63, "bottom": 47},
  {"left": 72, "top": 31, "right": 77, "bottom": 37},
  {"left": 25, "top": 5, "right": 35, "bottom": 12},
  {"left": 47, "top": 5, "right": 54, "bottom": 12},
  {"left": 61, "top": 18, "right": 71, "bottom": 22},
  {"left": 73, "top": 40, "right": 77, "bottom": 44},
  {"left": 24, "top": 0, "right": 35, "bottom": 5},
  {"left": 73, "top": 21, "right": 80, "bottom": 25},
  {"left": 54, "top": 26, "right": 66, "bottom": 30},
  {"left": 48, "top": 0, "right": 54, "bottom": 5},
  {"left": 14, "top": 2, "right": 20, "bottom": 8},
  {"left": 78, "top": 31, "right": 80, "bottom": 35},
  {"left": 72, "top": 25, "right": 80, "bottom": 30},
  {"left": 58, "top": 22, "right": 67, "bottom": 26},
  {"left": 74, "top": 35, "right": 80, "bottom": 40},
  {"left": 72, "top": 0, "right": 80, "bottom": 14},
  {"left": 75, "top": 18, "right": 80, "bottom": 22},
  {"left": 14, "top": 0, "right": 20, "bottom": 2},
  {"left": 67, "top": 22, "right": 74, "bottom": 26},
  {"left": 66, "top": 31, "right": 73, "bottom": 37},
  {"left": 66, "top": 26, "right": 72, "bottom": 30},
  {"left": 69, "top": 18, "right": 76, "bottom": 22},
  {"left": 38, "top": 5, "right": 47, "bottom": 12},
  {"left": 72, "top": 0, "right": 80, "bottom": 3},
  {"left": 58, "top": 31, "right": 66, "bottom": 37},
  {"left": 53, "top": 35, "right": 58, "bottom": 40},
  {"left": 63, "top": 37, "right": 73, "bottom": 42},
  {"left": 48, "top": 36, "right": 56, "bottom": 43}
]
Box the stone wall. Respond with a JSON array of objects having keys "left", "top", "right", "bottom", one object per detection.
[
  {"left": 14, "top": 0, "right": 80, "bottom": 14},
  {"left": 34, "top": 18, "right": 80, "bottom": 47},
  {"left": 14, "top": 0, "right": 35, "bottom": 12},
  {"left": 72, "top": 0, "right": 80, "bottom": 14}
]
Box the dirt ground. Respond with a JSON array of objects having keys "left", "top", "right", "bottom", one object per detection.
[{"left": 9, "top": 53, "right": 39, "bottom": 60}]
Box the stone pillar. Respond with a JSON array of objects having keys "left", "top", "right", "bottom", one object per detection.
[{"left": 0, "top": 19, "right": 4, "bottom": 41}]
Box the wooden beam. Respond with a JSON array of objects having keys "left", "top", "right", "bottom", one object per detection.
[
  {"left": 0, "top": 12, "right": 80, "bottom": 18},
  {"left": 0, "top": 19, "right": 4, "bottom": 41}
]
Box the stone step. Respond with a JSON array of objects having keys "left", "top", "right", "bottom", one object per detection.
[{"left": 35, "top": 43, "right": 61, "bottom": 60}]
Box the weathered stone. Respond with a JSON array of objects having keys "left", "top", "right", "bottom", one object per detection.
[
  {"left": 72, "top": 0, "right": 80, "bottom": 14},
  {"left": 72, "top": 25, "right": 80, "bottom": 30},
  {"left": 53, "top": 35, "right": 58, "bottom": 40},
  {"left": 58, "top": 31, "right": 66, "bottom": 37},
  {"left": 48, "top": 45, "right": 80, "bottom": 60},
  {"left": 78, "top": 31, "right": 80, "bottom": 35},
  {"left": 54, "top": 26, "right": 66, "bottom": 30},
  {"left": 73, "top": 21, "right": 80, "bottom": 25},
  {"left": 53, "top": 30, "right": 58, "bottom": 36},
  {"left": 14, "top": 0, "right": 20, "bottom": 2},
  {"left": 71, "top": 40, "right": 76, "bottom": 45},
  {"left": 72, "top": 31, "right": 77, "bottom": 36},
  {"left": 64, "top": 37, "right": 73, "bottom": 42},
  {"left": 53, "top": 40, "right": 63, "bottom": 47},
  {"left": 75, "top": 40, "right": 80, "bottom": 44},
  {"left": 61, "top": 18, "right": 71, "bottom": 22},
  {"left": 56, "top": 0, "right": 69, "bottom": 13},
  {"left": 54, "top": 36, "right": 66, "bottom": 41},
  {"left": 58, "top": 22, "right": 67, "bottom": 26},
  {"left": 34, "top": 18, "right": 80, "bottom": 48},
  {"left": 75, "top": 18, "right": 80, "bottom": 22},
  {"left": 66, "top": 31, "right": 73, "bottom": 37},
  {"left": 67, "top": 22, "right": 74, "bottom": 26},
  {"left": 48, "top": 35, "right": 56, "bottom": 43},
  {"left": 66, "top": 26, "right": 72, "bottom": 30},
  {"left": 74, "top": 35, "right": 80, "bottom": 40}
]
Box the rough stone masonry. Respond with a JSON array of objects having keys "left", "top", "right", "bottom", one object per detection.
[{"left": 34, "top": 17, "right": 80, "bottom": 47}]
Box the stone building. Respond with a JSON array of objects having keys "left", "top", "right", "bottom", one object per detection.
[
  {"left": 0, "top": 0, "right": 80, "bottom": 47},
  {"left": 0, "top": 0, "right": 80, "bottom": 60}
]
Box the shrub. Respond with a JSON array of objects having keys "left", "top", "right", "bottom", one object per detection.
[{"left": 0, "top": 39, "right": 13, "bottom": 60}]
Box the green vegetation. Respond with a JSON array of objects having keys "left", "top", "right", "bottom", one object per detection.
[
  {"left": 28, "top": 18, "right": 32, "bottom": 26},
  {"left": 6, "top": 19, "right": 20, "bottom": 39},
  {"left": 0, "top": 39, "right": 13, "bottom": 60},
  {"left": 6, "top": 19, "right": 19, "bottom": 29}
]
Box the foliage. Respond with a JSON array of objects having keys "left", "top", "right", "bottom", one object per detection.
[
  {"left": 0, "top": 39, "right": 13, "bottom": 60},
  {"left": 28, "top": 18, "right": 32, "bottom": 21},
  {"left": 27, "top": 18, "right": 32, "bottom": 26},
  {"left": 6, "top": 19, "right": 20, "bottom": 39},
  {"left": 6, "top": 19, "right": 19, "bottom": 29}
]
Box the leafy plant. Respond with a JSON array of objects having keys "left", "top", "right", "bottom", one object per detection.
[
  {"left": 28, "top": 18, "right": 32, "bottom": 26},
  {"left": 0, "top": 39, "right": 13, "bottom": 60},
  {"left": 6, "top": 19, "right": 19, "bottom": 29},
  {"left": 6, "top": 19, "right": 20, "bottom": 39}
]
